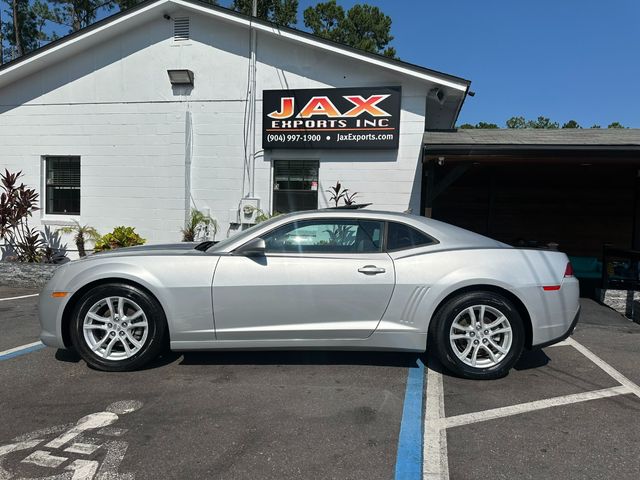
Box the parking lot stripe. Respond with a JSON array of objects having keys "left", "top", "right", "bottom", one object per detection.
[
  {"left": 394, "top": 358, "right": 425, "bottom": 480},
  {"left": 0, "top": 341, "right": 45, "bottom": 361},
  {"left": 0, "top": 293, "right": 39, "bottom": 302},
  {"left": 567, "top": 338, "right": 640, "bottom": 399},
  {"left": 423, "top": 362, "right": 449, "bottom": 480},
  {"left": 442, "top": 385, "right": 631, "bottom": 429}
]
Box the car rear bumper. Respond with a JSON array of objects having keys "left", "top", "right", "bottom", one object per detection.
[{"left": 532, "top": 305, "right": 580, "bottom": 350}]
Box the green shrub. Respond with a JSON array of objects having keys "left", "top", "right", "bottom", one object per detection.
[{"left": 94, "top": 226, "right": 146, "bottom": 252}]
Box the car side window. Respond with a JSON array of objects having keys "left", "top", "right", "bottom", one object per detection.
[
  {"left": 262, "top": 219, "right": 383, "bottom": 254},
  {"left": 387, "top": 222, "right": 435, "bottom": 251}
]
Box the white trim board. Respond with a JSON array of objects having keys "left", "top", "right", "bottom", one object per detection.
[{"left": 0, "top": 0, "right": 469, "bottom": 92}]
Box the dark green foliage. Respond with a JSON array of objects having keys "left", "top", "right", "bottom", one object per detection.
[
  {"left": 458, "top": 122, "right": 498, "bottom": 129},
  {"left": 2, "top": 0, "right": 41, "bottom": 59},
  {"left": 607, "top": 122, "right": 625, "bottom": 129},
  {"left": 304, "top": 0, "right": 396, "bottom": 57},
  {"left": 505, "top": 116, "right": 526, "bottom": 129},
  {"left": 232, "top": 0, "right": 298, "bottom": 26},
  {"left": 505, "top": 116, "right": 558, "bottom": 129},
  {"left": 561, "top": 120, "right": 581, "bottom": 129}
]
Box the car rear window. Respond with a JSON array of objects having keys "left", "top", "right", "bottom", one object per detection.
[{"left": 386, "top": 222, "right": 435, "bottom": 250}]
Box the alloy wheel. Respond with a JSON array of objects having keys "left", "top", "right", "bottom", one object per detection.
[
  {"left": 82, "top": 296, "right": 149, "bottom": 360},
  {"left": 449, "top": 304, "right": 513, "bottom": 368}
]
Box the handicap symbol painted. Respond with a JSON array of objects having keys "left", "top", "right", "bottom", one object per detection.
[{"left": 0, "top": 400, "right": 142, "bottom": 480}]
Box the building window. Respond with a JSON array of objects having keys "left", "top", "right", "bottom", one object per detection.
[
  {"left": 45, "top": 156, "right": 80, "bottom": 215},
  {"left": 273, "top": 160, "right": 319, "bottom": 213}
]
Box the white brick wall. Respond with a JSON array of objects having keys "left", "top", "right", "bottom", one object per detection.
[{"left": 0, "top": 7, "right": 438, "bottom": 255}]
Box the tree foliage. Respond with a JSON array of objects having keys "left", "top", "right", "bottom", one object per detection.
[
  {"left": 42, "top": 0, "right": 116, "bottom": 33},
  {"left": 505, "top": 116, "right": 526, "bottom": 129},
  {"left": 460, "top": 117, "right": 625, "bottom": 129},
  {"left": 1, "top": 0, "right": 44, "bottom": 60},
  {"left": 561, "top": 120, "right": 581, "bottom": 129},
  {"left": 231, "top": 0, "right": 298, "bottom": 27},
  {"left": 1, "top": 0, "right": 399, "bottom": 62},
  {"left": 459, "top": 122, "right": 498, "bottom": 129},
  {"left": 304, "top": 0, "right": 396, "bottom": 57}
]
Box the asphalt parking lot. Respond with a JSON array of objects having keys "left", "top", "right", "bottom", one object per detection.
[{"left": 1, "top": 287, "right": 639, "bottom": 480}]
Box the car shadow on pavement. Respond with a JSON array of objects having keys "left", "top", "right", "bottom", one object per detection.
[
  {"left": 179, "top": 350, "right": 421, "bottom": 368},
  {"left": 513, "top": 349, "right": 551, "bottom": 371},
  {"left": 419, "top": 348, "right": 551, "bottom": 379},
  {"left": 55, "top": 348, "right": 184, "bottom": 370}
]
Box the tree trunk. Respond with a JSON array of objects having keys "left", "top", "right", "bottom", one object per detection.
[
  {"left": 76, "top": 233, "right": 86, "bottom": 257},
  {"left": 12, "top": 0, "right": 23, "bottom": 57}
]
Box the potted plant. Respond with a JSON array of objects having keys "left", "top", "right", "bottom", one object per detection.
[{"left": 181, "top": 209, "right": 218, "bottom": 242}]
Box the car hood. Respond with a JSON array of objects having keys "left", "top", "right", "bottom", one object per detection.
[{"left": 81, "top": 243, "right": 204, "bottom": 260}]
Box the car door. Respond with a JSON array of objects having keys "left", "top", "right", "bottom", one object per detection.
[{"left": 212, "top": 218, "right": 395, "bottom": 340}]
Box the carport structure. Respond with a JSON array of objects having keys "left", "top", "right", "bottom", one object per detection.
[{"left": 422, "top": 129, "right": 640, "bottom": 292}]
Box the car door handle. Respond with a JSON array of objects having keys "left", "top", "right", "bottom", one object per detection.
[{"left": 358, "top": 265, "right": 386, "bottom": 275}]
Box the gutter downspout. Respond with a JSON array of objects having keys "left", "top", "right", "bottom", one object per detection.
[
  {"left": 185, "top": 109, "right": 193, "bottom": 228},
  {"left": 248, "top": 0, "right": 258, "bottom": 197}
]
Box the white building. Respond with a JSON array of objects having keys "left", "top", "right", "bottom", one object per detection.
[{"left": 0, "top": 0, "right": 470, "bottom": 251}]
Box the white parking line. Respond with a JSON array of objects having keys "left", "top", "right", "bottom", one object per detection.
[
  {"left": 566, "top": 337, "right": 640, "bottom": 399},
  {"left": 0, "top": 293, "right": 39, "bottom": 302},
  {"left": 443, "top": 385, "right": 631, "bottom": 429},
  {"left": 423, "top": 363, "right": 449, "bottom": 480},
  {"left": 423, "top": 336, "right": 640, "bottom": 479}
]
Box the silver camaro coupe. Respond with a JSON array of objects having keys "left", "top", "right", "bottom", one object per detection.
[{"left": 39, "top": 208, "right": 580, "bottom": 379}]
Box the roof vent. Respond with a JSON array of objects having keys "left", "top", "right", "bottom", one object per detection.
[{"left": 173, "top": 17, "right": 190, "bottom": 42}]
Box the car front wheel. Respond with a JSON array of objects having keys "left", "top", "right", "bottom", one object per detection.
[
  {"left": 432, "top": 291, "right": 525, "bottom": 380},
  {"left": 70, "top": 283, "right": 167, "bottom": 371}
]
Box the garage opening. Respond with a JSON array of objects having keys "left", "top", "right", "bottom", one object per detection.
[{"left": 422, "top": 129, "right": 640, "bottom": 298}]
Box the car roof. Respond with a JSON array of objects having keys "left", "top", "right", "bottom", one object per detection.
[{"left": 254, "top": 209, "right": 507, "bottom": 250}]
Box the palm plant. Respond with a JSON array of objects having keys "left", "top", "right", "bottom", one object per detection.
[
  {"left": 181, "top": 209, "right": 218, "bottom": 242},
  {"left": 59, "top": 220, "right": 100, "bottom": 257}
]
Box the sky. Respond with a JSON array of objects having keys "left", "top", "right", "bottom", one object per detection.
[
  {"left": 10, "top": 0, "right": 640, "bottom": 127},
  {"left": 294, "top": 0, "right": 640, "bottom": 128}
]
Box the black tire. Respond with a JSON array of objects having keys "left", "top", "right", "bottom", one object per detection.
[
  {"left": 70, "top": 283, "right": 167, "bottom": 372},
  {"left": 432, "top": 291, "right": 525, "bottom": 380}
]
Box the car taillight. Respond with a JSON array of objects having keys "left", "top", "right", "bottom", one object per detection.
[{"left": 564, "top": 262, "right": 574, "bottom": 277}]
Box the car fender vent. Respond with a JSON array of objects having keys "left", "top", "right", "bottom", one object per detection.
[{"left": 174, "top": 17, "right": 190, "bottom": 41}]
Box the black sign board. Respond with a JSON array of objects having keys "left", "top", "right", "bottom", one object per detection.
[{"left": 262, "top": 86, "right": 401, "bottom": 150}]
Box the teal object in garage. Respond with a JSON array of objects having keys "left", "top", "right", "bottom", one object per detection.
[{"left": 568, "top": 256, "right": 602, "bottom": 280}]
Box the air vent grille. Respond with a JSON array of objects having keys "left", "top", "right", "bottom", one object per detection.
[{"left": 174, "top": 17, "right": 190, "bottom": 41}]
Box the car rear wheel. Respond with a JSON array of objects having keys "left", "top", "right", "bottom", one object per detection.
[
  {"left": 70, "top": 283, "right": 167, "bottom": 371},
  {"left": 432, "top": 291, "right": 525, "bottom": 380}
]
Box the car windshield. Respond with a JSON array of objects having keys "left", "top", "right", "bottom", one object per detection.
[{"left": 207, "top": 215, "right": 285, "bottom": 252}]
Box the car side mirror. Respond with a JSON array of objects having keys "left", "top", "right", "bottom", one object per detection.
[{"left": 235, "top": 237, "right": 266, "bottom": 256}]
